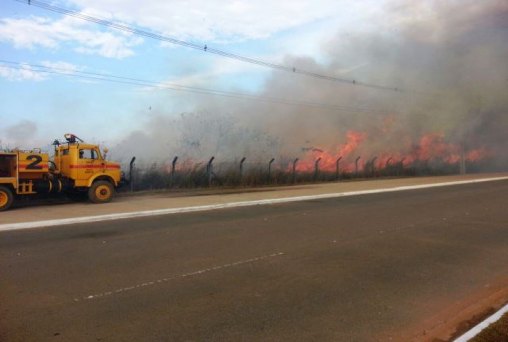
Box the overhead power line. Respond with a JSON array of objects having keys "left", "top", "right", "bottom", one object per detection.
[
  {"left": 16, "top": 0, "right": 403, "bottom": 93},
  {"left": 0, "top": 60, "right": 393, "bottom": 115}
]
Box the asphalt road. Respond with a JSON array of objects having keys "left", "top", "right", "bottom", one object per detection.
[{"left": 1, "top": 180, "right": 508, "bottom": 341}]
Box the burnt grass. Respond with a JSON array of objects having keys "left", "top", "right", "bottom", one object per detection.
[
  {"left": 436, "top": 307, "right": 508, "bottom": 342},
  {"left": 471, "top": 312, "right": 508, "bottom": 342}
]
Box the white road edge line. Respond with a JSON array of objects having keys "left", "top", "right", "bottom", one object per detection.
[
  {"left": 74, "top": 252, "right": 285, "bottom": 302},
  {"left": 454, "top": 302, "right": 508, "bottom": 341},
  {"left": 1, "top": 176, "right": 508, "bottom": 231}
]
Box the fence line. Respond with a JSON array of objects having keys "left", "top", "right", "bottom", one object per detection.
[{"left": 124, "top": 155, "right": 474, "bottom": 192}]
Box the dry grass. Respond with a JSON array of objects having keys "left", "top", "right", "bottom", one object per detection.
[
  {"left": 124, "top": 159, "right": 466, "bottom": 192},
  {"left": 471, "top": 312, "right": 508, "bottom": 342}
]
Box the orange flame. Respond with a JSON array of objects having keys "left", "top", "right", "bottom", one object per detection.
[
  {"left": 295, "top": 130, "right": 366, "bottom": 172},
  {"left": 296, "top": 131, "right": 490, "bottom": 173}
]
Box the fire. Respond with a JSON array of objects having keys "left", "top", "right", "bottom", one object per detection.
[
  {"left": 338, "top": 131, "right": 367, "bottom": 157},
  {"left": 466, "top": 147, "right": 490, "bottom": 162},
  {"left": 295, "top": 130, "right": 490, "bottom": 174},
  {"left": 295, "top": 130, "right": 366, "bottom": 172},
  {"left": 406, "top": 133, "right": 463, "bottom": 164}
]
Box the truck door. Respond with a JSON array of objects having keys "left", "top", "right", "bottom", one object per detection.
[{"left": 77, "top": 148, "right": 104, "bottom": 180}]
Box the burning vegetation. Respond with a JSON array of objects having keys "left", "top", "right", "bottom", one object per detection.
[
  {"left": 295, "top": 130, "right": 491, "bottom": 173},
  {"left": 110, "top": 0, "right": 507, "bottom": 191},
  {"left": 124, "top": 127, "right": 494, "bottom": 191}
]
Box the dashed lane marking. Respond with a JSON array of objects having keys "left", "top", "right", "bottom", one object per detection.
[{"left": 73, "top": 252, "right": 285, "bottom": 302}]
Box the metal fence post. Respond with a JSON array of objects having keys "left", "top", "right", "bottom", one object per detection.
[
  {"left": 129, "top": 156, "right": 136, "bottom": 192},
  {"left": 292, "top": 158, "right": 299, "bottom": 184},
  {"left": 336, "top": 156, "right": 342, "bottom": 180},
  {"left": 239, "top": 157, "right": 246, "bottom": 179},
  {"left": 385, "top": 157, "right": 393, "bottom": 169},
  {"left": 460, "top": 145, "right": 466, "bottom": 175},
  {"left": 314, "top": 157, "right": 321, "bottom": 181},
  {"left": 399, "top": 157, "right": 406, "bottom": 176},
  {"left": 170, "top": 156, "right": 178, "bottom": 187},
  {"left": 371, "top": 156, "right": 378, "bottom": 176},
  {"left": 207, "top": 156, "right": 215, "bottom": 187},
  {"left": 385, "top": 157, "right": 393, "bottom": 176},
  {"left": 268, "top": 158, "right": 275, "bottom": 182},
  {"left": 355, "top": 156, "right": 361, "bottom": 177}
]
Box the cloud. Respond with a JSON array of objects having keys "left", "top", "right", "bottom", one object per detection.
[
  {"left": 0, "top": 15, "right": 142, "bottom": 58},
  {"left": 0, "top": 63, "right": 47, "bottom": 81},
  {"left": 156, "top": 57, "right": 267, "bottom": 90},
  {"left": 0, "top": 60, "right": 81, "bottom": 81},
  {"left": 66, "top": 0, "right": 353, "bottom": 42},
  {"left": 0, "top": 0, "right": 384, "bottom": 63},
  {"left": 40, "top": 60, "right": 80, "bottom": 74}
]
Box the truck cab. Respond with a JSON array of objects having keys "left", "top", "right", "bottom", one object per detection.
[
  {"left": 54, "top": 142, "right": 120, "bottom": 188},
  {"left": 53, "top": 134, "right": 121, "bottom": 203}
]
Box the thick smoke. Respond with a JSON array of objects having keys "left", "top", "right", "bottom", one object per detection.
[
  {"left": 113, "top": 0, "right": 508, "bottom": 172},
  {"left": 1, "top": 120, "right": 38, "bottom": 149},
  {"left": 112, "top": 112, "right": 282, "bottom": 166}
]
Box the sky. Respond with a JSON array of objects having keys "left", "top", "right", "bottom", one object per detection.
[
  {"left": 0, "top": 0, "right": 386, "bottom": 148},
  {"left": 1, "top": 0, "right": 507, "bottom": 171}
]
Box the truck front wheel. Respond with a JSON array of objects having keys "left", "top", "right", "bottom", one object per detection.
[
  {"left": 0, "top": 186, "right": 14, "bottom": 211},
  {"left": 88, "top": 181, "right": 114, "bottom": 204}
]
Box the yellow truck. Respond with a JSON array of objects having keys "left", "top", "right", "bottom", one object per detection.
[{"left": 0, "top": 134, "right": 122, "bottom": 211}]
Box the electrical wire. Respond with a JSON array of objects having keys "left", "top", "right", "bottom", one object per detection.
[
  {"left": 14, "top": 0, "right": 403, "bottom": 93},
  {"left": 0, "top": 60, "right": 393, "bottom": 115}
]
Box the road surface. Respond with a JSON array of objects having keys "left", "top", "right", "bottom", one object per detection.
[{"left": 1, "top": 179, "right": 508, "bottom": 341}]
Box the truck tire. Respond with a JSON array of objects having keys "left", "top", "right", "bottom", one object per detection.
[
  {"left": 0, "top": 186, "right": 14, "bottom": 211},
  {"left": 88, "top": 181, "right": 114, "bottom": 204}
]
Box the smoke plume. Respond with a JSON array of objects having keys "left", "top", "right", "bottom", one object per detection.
[
  {"left": 113, "top": 0, "right": 508, "bottom": 172},
  {"left": 2, "top": 120, "right": 38, "bottom": 149}
]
